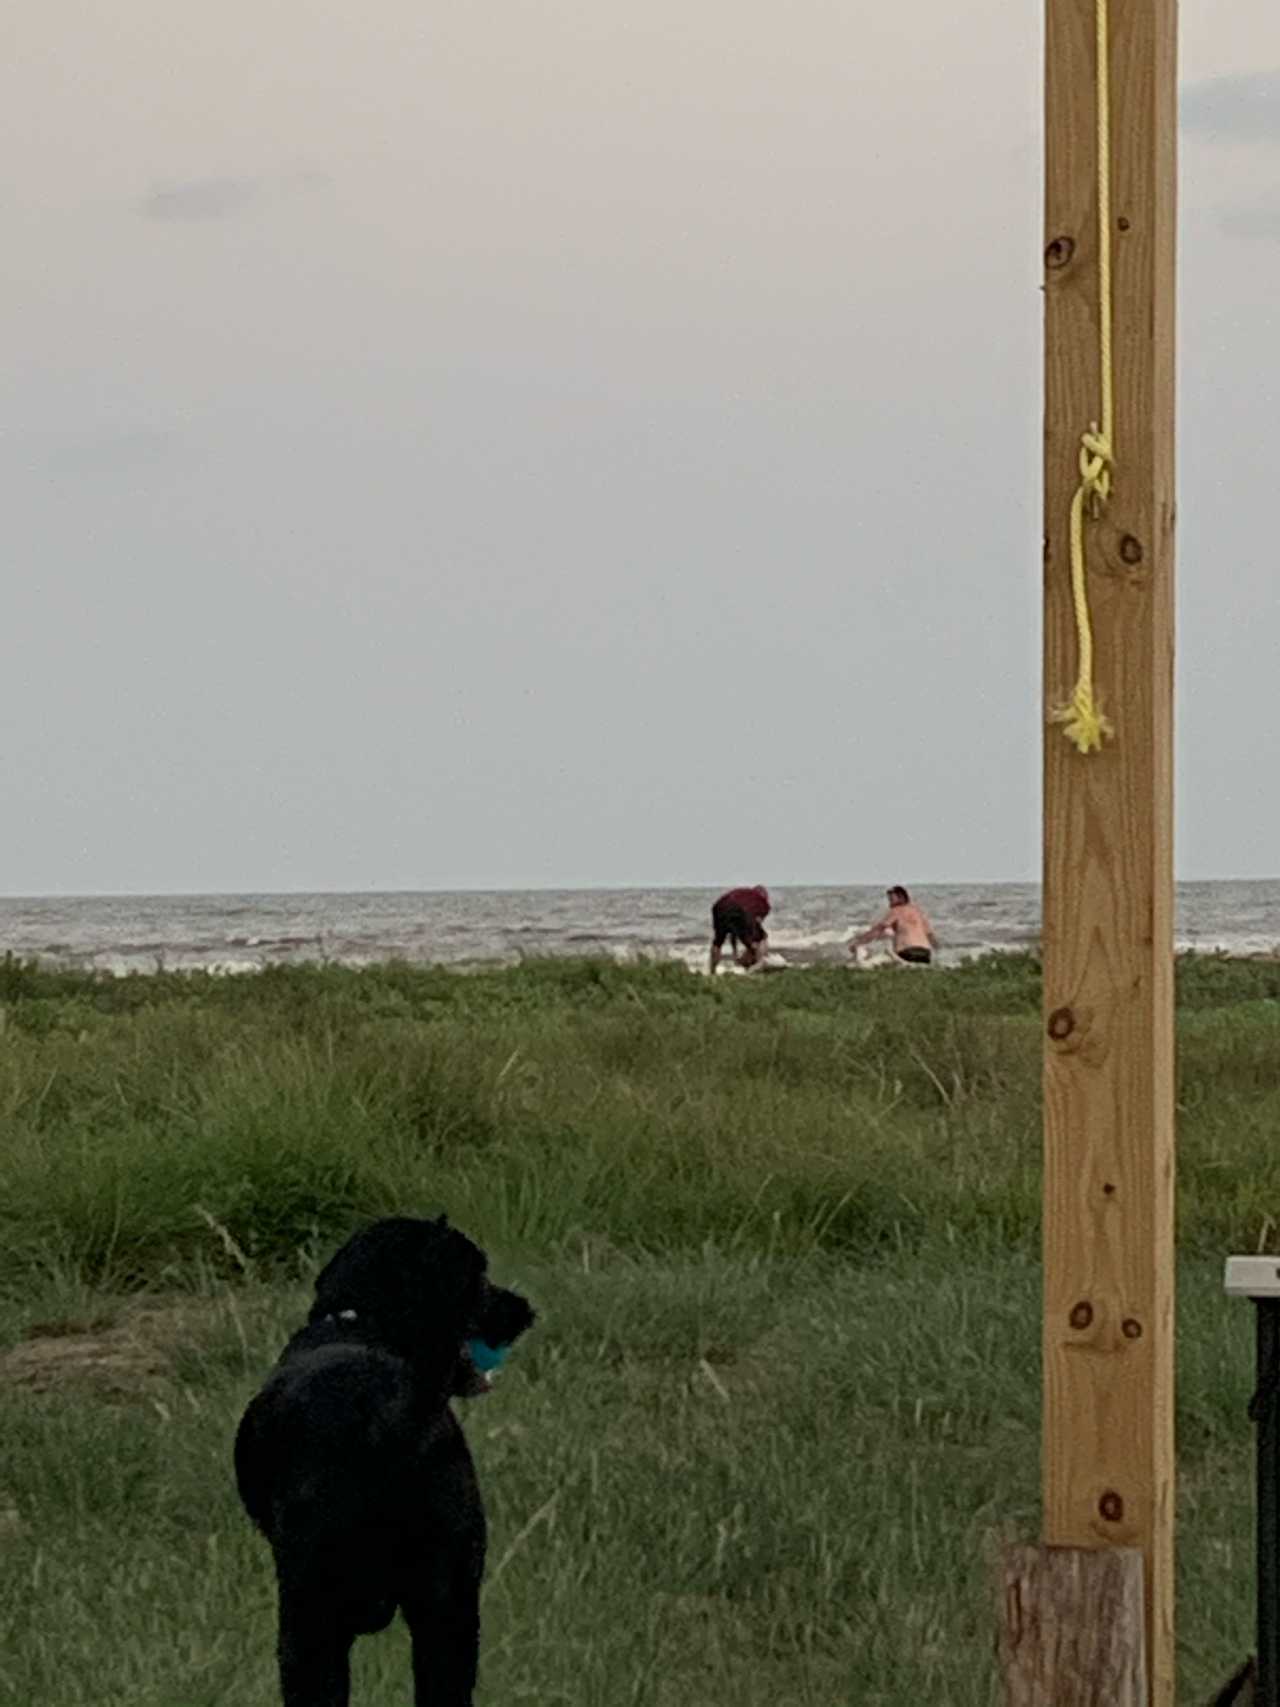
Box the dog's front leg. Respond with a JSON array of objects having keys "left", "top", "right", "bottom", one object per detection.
[{"left": 403, "top": 1573, "right": 481, "bottom": 1707}]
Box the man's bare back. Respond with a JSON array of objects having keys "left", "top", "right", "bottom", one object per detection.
[
  {"left": 849, "top": 887, "right": 938, "bottom": 965},
  {"left": 883, "top": 903, "right": 933, "bottom": 953}
]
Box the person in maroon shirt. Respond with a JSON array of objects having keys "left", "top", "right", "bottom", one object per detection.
[{"left": 709, "top": 884, "right": 771, "bottom": 974}]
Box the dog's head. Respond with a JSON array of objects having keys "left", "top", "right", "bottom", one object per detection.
[{"left": 309, "top": 1215, "right": 535, "bottom": 1397}]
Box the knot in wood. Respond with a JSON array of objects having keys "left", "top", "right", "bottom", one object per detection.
[
  {"left": 1044, "top": 235, "right": 1075, "bottom": 269},
  {"left": 1122, "top": 1317, "right": 1143, "bottom": 1339},
  {"left": 1098, "top": 1490, "right": 1124, "bottom": 1523},
  {"left": 1069, "top": 1301, "right": 1093, "bottom": 1330},
  {"left": 1047, "top": 1006, "right": 1075, "bottom": 1041}
]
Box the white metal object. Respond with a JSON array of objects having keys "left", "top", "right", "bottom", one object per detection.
[{"left": 1224, "top": 1257, "right": 1280, "bottom": 1299}]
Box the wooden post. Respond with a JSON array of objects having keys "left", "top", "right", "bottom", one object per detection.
[{"left": 1038, "top": 0, "right": 1177, "bottom": 1701}]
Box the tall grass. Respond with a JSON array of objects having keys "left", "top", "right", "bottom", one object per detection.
[{"left": 1, "top": 952, "right": 1277, "bottom": 1291}]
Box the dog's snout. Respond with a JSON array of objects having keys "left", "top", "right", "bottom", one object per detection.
[{"left": 475, "top": 1286, "right": 535, "bottom": 1348}]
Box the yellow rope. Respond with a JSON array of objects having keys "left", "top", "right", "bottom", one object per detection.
[{"left": 1050, "top": 0, "right": 1115, "bottom": 755}]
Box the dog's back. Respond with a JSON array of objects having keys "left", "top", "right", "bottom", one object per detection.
[{"left": 236, "top": 1328, "right": 481, "bottom": 1635}]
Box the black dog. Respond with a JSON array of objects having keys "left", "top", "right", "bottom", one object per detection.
[{"left": 234, "top": 1216, "right": 535, "bottom": 1706}]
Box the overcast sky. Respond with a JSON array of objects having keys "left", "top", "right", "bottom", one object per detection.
[{"left": 4, "top": 1, "right": 1278, "bottom": 895}]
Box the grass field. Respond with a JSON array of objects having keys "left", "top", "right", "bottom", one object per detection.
[{"left": 1, "top": 951, "right": 1276, "bottom": 1702}]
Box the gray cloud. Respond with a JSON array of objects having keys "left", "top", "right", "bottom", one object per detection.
[
  {"left": 142, "top": 177, "right": 261, "bottom": 221},
  {"left": 1182, "top": 71, "right": 1280, "bottom": 143},
  {"left": 139, "top": 170, "right": 330, "bottom": 222}
]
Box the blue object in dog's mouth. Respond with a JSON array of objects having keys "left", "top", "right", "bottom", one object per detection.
[{"left": 466, "top": 1338, "right": 510, "bottom": 1375}]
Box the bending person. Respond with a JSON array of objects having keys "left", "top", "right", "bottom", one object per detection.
[{"left": 709, "top": 885, "right": 771, "bottom": 975}]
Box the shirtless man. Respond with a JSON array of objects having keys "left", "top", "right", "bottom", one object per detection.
[
  {"left": 709, "top": 884, "right": 771, "bottom": 974},
  {"left": 848, "top": 886, "right": 938, "bottom": 966}
]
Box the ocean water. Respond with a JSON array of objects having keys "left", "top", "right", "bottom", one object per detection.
[{"left": 1, "top": 882, "right": 1278, "bottom": 977}]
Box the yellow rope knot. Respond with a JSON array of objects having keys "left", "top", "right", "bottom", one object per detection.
[
  {"left": 1050, "top": 674, "right": 1113, "bottom": 756},
  {"left": 1051, "top": 0, "right": 1116, "bottom": 757},
  {"left": 1078, "top": 424, "right": 1113, "bottom": 510}
]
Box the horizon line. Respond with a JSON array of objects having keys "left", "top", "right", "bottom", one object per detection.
[{"left": 1, "top": 874, "right": 1276, "bottom": 904}]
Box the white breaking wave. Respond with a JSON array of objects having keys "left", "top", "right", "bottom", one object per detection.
[{"left": 764, "top": 926, "right": 854, "bottom": 951}]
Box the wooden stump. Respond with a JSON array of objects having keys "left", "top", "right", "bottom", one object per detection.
[{"left": 998, "top": 1544, "right": 1146, "bottom": 1705}]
